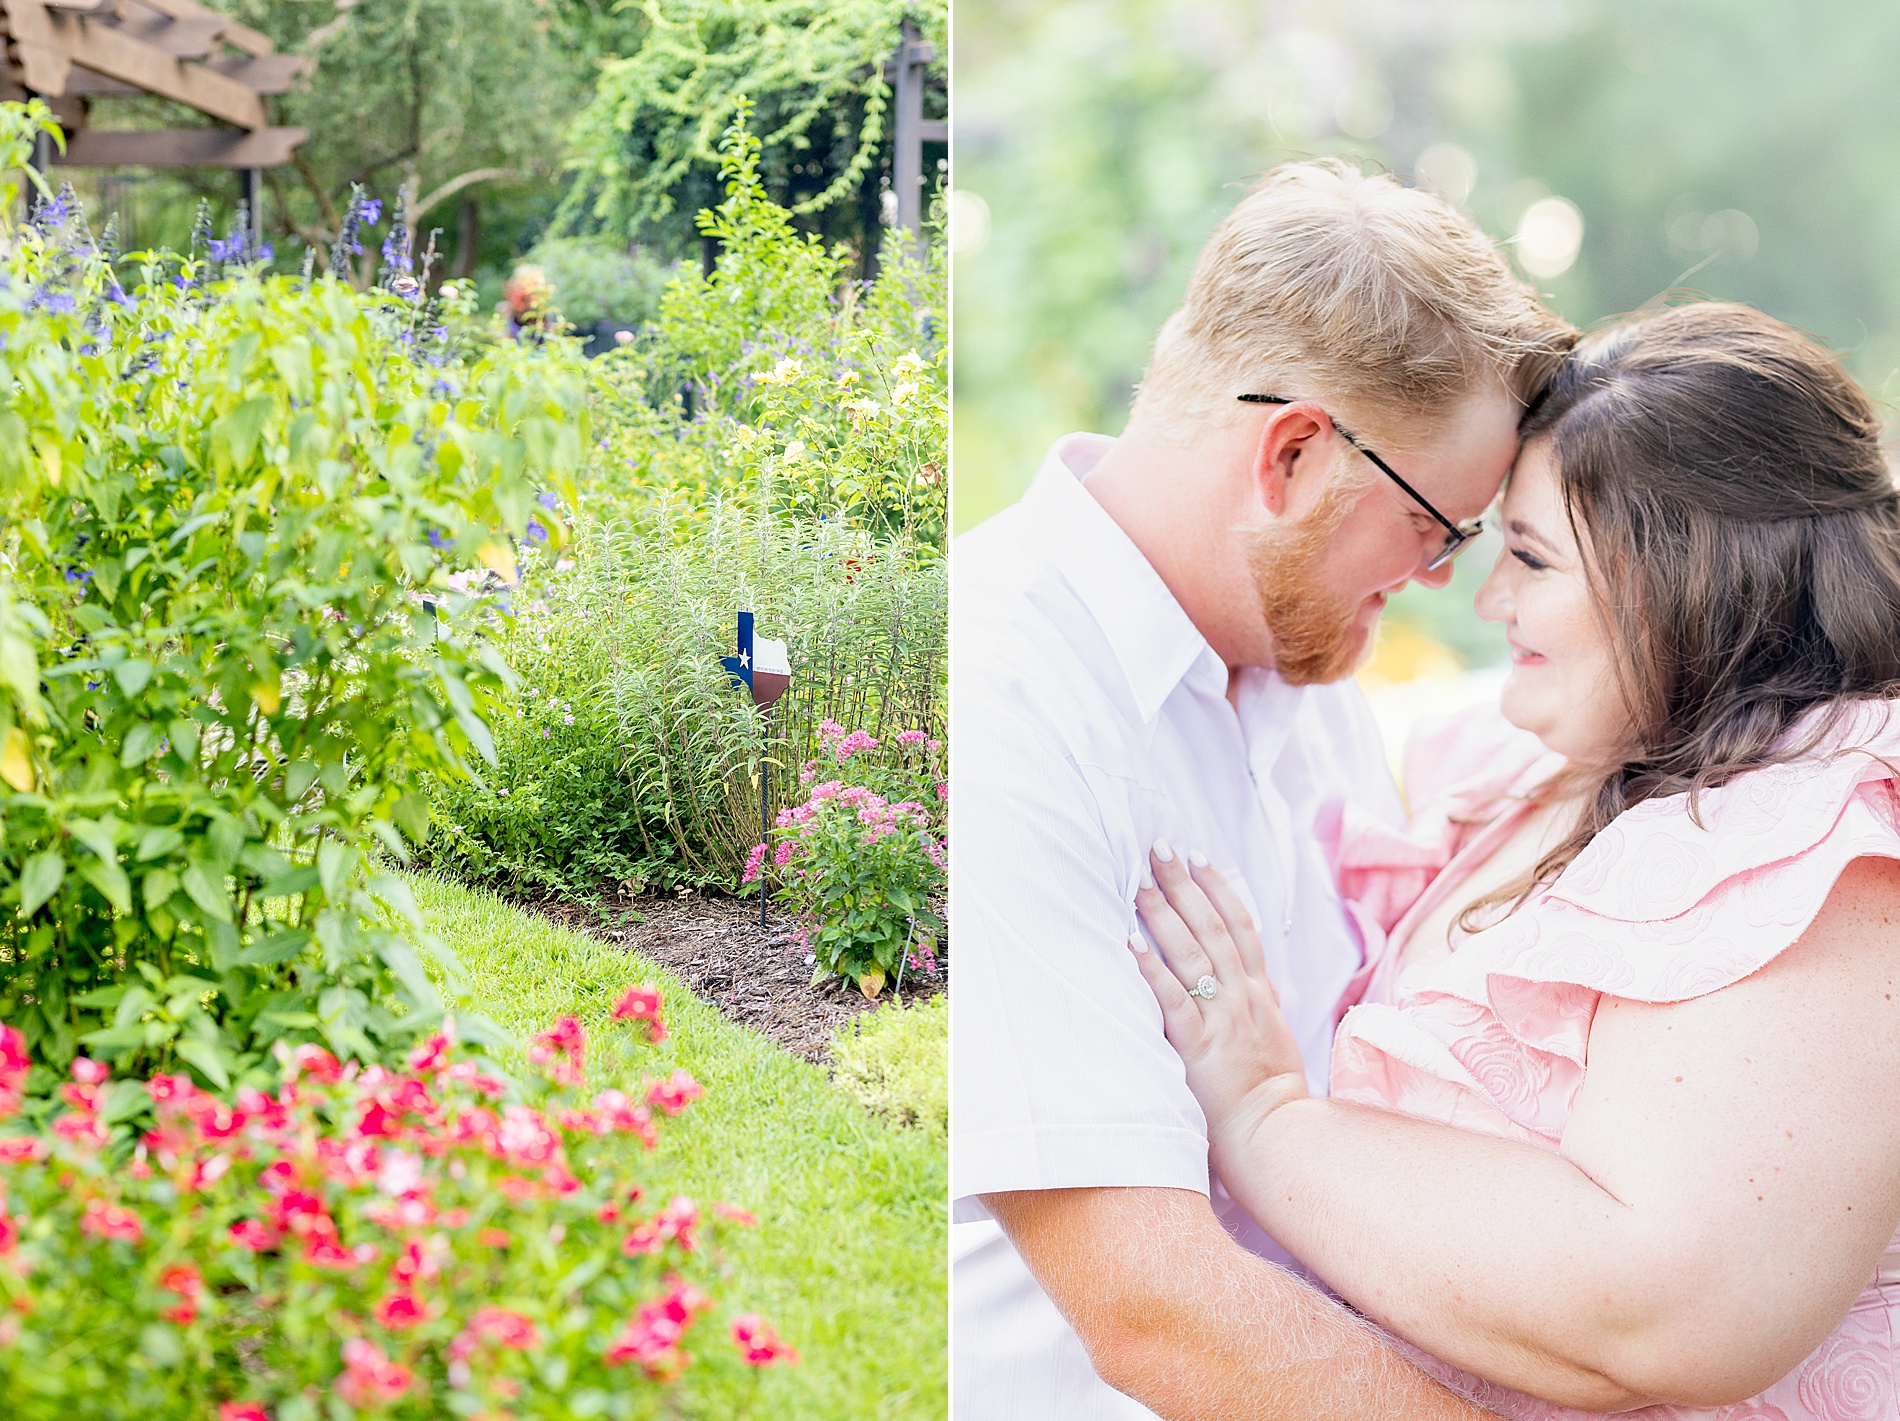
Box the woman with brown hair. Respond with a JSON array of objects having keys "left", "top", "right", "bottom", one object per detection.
[{"left": 1133, "top": 301, "right": 1900, "bottom": 1418}]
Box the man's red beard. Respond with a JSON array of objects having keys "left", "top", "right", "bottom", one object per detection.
[{"left": 1246, "top": 476, "right": 1374, "bottom": 687}]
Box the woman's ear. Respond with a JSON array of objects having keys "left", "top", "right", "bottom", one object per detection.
[{"left": 1248, "top": 402, "right": 1330, "bottom": 518}]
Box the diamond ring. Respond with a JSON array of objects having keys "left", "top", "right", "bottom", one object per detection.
[{"left": 1186, "top": 974, "right": 1219, "bottom": 1001}]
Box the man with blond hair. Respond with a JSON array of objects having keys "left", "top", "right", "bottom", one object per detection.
[{"left": 950, "top": 159, "right": 1575, "bottom": 1418}]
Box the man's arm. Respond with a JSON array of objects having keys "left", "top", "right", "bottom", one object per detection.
[{"left": 983, "top": 1186, "right": 1497, "bottom": 1421}]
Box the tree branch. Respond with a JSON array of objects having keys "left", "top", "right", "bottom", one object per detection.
[{"left": 412, "top": 167, "right": 522, "bottom": 223}]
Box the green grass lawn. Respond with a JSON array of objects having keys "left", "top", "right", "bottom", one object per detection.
[{"left": 408, "top": 873, "right": 946, "bottom": 1420}]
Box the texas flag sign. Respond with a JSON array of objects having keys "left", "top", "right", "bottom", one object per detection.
[{"left": 721, "top": 611, "right": 792, "bottom": 710}]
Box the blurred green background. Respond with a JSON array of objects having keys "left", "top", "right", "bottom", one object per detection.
[{"left": 952, "top": 0, "right": 1900, "bottom": 673}]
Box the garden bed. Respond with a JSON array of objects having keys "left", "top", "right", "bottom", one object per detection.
[{"left": 527, "top": 888, "right": 946, "bottom": 1063}]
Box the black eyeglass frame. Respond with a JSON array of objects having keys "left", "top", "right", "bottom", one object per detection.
[{"left": 1237, "top": 393, "right": 1482, "bottom": 571}]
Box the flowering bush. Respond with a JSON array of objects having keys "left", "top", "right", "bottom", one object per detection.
[
  {"left": 749, "top": 721, "right": 944, "bottom": 998},
  {"left": 0, "top": 102, "right": 589, "bottom": 1079},
  {"left": 0, "top": 994, "right": 796, "bottom": 1417},
  {"left": 590, "top": 106, "right": 946, "bottom": 546}
]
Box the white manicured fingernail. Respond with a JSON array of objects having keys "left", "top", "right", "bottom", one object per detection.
[
  {"left": 1140, "top": 869, "right": 1155, "bottom": 890},
  {"left": 1188, "top": 848, "right": 1208, "bottom": 868},
  {"left": 1153, "top": 838, "right": 1175, "bottom": 863},
  {"left": 1128, "top": 936, "right": 1148, "bottom": 954}
]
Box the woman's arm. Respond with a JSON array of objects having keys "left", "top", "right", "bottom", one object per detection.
[{"left": 1134, "top": 852, "right": 1900, "bottom": 1410}]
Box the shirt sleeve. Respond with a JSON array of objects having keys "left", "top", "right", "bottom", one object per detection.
[{"left": 950, "top": 702, "right": 1209, "bottom": 1223}]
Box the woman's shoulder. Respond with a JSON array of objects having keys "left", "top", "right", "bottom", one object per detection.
[{"left": 1444, "top": 696, "right": 1900, "bottom": 1012}]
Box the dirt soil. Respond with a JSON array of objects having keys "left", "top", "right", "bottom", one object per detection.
[{"left": 526, "top": 888, "right": 945, "bottom": 1064}]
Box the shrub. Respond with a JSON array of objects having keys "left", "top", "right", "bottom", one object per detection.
[
  {"left": 520, "top": 236, "right": 675, "bottom": 334},
  {"left": 0, "top": 1002, "right": 797, "bottom": 1417},
  {"left": 0, "top": 102, "right": 589, "bottom": 1078},
  {"left": 829, "top": 993, "right": 946, "bottom": 1135},
  {"left": 420, "top": 507, "right": 945, "bottom": 896},
  {"left": 756, "top": 721, "right": 945, "bottom": 999},
  {"left": 588, "top": 106, "right": 947, "bottom": 543}
]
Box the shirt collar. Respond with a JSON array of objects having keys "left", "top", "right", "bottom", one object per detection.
[{"left": 1023, "top": 433, "right": 1226, "bottom": 724}]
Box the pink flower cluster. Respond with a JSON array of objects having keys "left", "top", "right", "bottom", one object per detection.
[
  {"left": 527, "top": 1014, "right": 587, "bottom": 1086},
  {"left": 603, "top": 1276, "right": 711, "bottom": 1380},
  {"left": 611, "top": 985, "right": 668, "bottom": 1044},
  {"left": 0, "top": 989, "right": 792, "bottom": 1400},
  {"left": 733, "top": 1312, "right": 800, "bottom": 1367}
]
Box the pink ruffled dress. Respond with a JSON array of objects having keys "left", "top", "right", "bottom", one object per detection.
[{"left": 1329, "top": 701, "right": 1900, "bottom": 1420}]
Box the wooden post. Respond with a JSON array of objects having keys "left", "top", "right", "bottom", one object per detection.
[
  {"left": 892, "top": 18, "right": 924, "bottom": 238},
  {"left": 240, "top": 164, "right": 262, "bottom": 246}
]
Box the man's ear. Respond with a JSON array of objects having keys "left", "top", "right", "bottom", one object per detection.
[{"left": 1249, "top": 403, "right": 1330, "bottom": 518}]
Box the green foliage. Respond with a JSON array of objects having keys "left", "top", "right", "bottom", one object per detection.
[
  {"left": 216, "top": 0, "right": 586, "bottom": 271},
  {"left": 423, "top": 114, "right": 947, "bottom": 908},
  {"left": 829, "top": 993, "right": 947, "bottom": 1135},
  {"left": 420, "top": 508, "right": 945, "bottom": 897},
  {"left": 0, "top": 103, "right": 591, "bottom": 1078},
  {"left": 560, "top": 0, "right": 945, "bottom": 254},
  {"left": 521, "top": 236, "right": 677, "bottom": 332},
  {"left": 594, "top": 111, "right": 947, "bottom": 540}
]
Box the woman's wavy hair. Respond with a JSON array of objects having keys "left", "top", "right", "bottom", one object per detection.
[{"left": 1461, "top": 301, "right": 1900, "bottom": 930}]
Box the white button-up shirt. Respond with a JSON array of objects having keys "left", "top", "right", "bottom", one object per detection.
[{"left": 950, "top": 434, "right": 1403, "bottom": 1420}]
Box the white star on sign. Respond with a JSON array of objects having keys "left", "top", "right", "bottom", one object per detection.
[{"left": 739, "top": 650, "right": 750, "bottom": 668}]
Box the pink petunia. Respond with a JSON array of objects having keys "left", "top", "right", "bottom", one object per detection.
[{"left": 732, "top": 1313, "right": 799, "bottom": 1367}]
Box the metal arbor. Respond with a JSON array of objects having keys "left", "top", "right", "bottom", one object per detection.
[{"left": 1, "top": 0, "right": 306, "bottom": 230}]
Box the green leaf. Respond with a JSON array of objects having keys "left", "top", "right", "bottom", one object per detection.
[
  {"left": 240, "top": 929, "right": 312, "bottom": 967},
  {"left": 174, "top": 1037, "right": 231, "bottom": 1090},
  {"left": 19, "top": 849, "right": 64, "bottom": 918},
  {"left": 317, "top": 838, "right": 354, "bottom": 899},
  {"left": 78, "top": 854, "right": 132, "bottom": 914},
  {"left": 120, "top": 720, "right": 160, "bottom": 767},
  {"left": 71, "top": 984, "right": 128, "bottom": 1010},
  {"left": 141, "top": 868, "right": 180, "bottom": 912},
  {"left": 180, "top": 861, "right": 233, "bottom": 922},
  {"left": 137, "top": 826, "right": 185, "bottom": 861},
  {"left": 113, "top": 658, "right": 154, "bottom": 696}
]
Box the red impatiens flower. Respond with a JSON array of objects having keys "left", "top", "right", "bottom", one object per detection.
[
  {"left": 0, "top": 1025, "right": 29, "bottom": 1119},
  {"left": 219, "top": 1404, "right": 271, "bottom": 1421},
  {"left": 337, "top": 1338, "right": 413, "bottom": 1406},
  {"left": 645, "top": 1068, "right": 703, "bottom": 1117},
  {"left": 732, "top": 1313, "right": 799, "bottom": 1367},
  {"left": 526, "top": 1015, "right": 587, "bottom": 1086},
  {"left": 610, "top": 985, "right": 668, "bottom": 1043},
  {"left": 80, "top": 1199, "right": 144, "bottom": 1243},
  {"left": 0, "top": 1134, "right": 46, "bottom": 1164},
  {"left": 159, "top": 1262, "right": 205, "bottom": 1324},
  {"left": 467, "top": 1305, "right": 539, "bottom": 1351},
  {"left": 229, "top": 1218, "right": 278, "bottom": 1252},
  {"left": 374, "top": 1291, "right": 426, "bottom": 1330},
  {"left": 602, "top": 1278, "right": 711, "bottom": 1379}
]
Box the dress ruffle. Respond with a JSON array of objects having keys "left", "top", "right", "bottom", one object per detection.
[
  {"left": 1331, "top": 698, "right": 1900, "bottom": 1419},
  {"left": 1333, "top": 698, "right": 1900, "bottom": 1146}
]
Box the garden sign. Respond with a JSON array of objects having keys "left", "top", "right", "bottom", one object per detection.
[{"left": 722, "top": 612, "right": 791, "bottom": 925}]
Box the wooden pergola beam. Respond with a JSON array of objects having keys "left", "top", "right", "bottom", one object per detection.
[
  {"left": 53, "top": 124, "right": 305, "bottom": 168},
  {"left": 3, "top": 0, "right": 267, "bottom": 127},
  {"left": 133, "top": 0, "right": 270, "bottom": 58}
]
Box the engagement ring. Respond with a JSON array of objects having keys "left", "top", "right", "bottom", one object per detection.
[{"left": 1187, "top": 974, "right": 1219, "bottom": 1000}]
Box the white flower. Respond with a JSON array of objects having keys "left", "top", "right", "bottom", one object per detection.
[
  {"left": 892, "top": 350, "right": 926, "bottom": 375},
  {"left": 755, "top": 356, "right": 802, "bottom": 387},
  {"left": 845, "top": 397, "right": 882, "bottom": 423},
  {"left": 783, "top": 440, "right": 806, "bottom": 463},
  {"left": 890, "top": 380, "right": 919, "bottom": 408}
]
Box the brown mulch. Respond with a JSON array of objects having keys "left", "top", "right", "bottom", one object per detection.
[{"left": 526, "top": 887, "right": 945, "bottom": 1064}]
